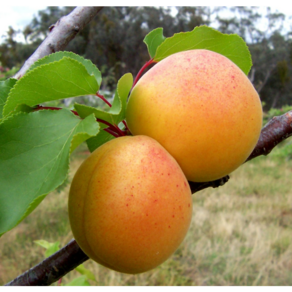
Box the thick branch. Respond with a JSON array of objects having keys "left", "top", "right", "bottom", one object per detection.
[
  {"left": 13, "top": 6, "right": 103, "bottom": 79},
  {"left": 5, "top": 240, "right": 89, "bottom": 286},
  {"left": 246, "top": 110, "right": 292, "bottom": 161},
  {"left": 6, "top": 110, "right": 292, "bottom": 286}
]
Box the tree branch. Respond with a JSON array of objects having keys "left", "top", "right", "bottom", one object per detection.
[
  {"left": 5, "top": 240, "right": 89, "bottom": 286},
  {"left": 13, "top": 6, "right": 103, "bottom": 79},
  {"left": 246, "top": 110, "right": 292, "bottom": 161},
  {"left": 5, "top": 110, "right": 292, "bottom": 286}
]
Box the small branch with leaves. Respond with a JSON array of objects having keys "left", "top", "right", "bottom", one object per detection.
[
  {"left": 14, "top": 6, "right": 103, "bottom": 79},
  {"left": 5, "top": 109, "right": 292, "bottom": 286},
  {"left": 2, "top": 4, "right": 292, "bottom": 287}
]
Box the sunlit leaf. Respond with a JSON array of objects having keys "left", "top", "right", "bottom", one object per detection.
[
  {"left": 3, "top": 58, "right": 100, "bottom": 117},
  {"left": 143, "top": 27, "right": 166, "bottom": 59},
  {"left": 0, "top": 78, "right": 17, "bottom": 119},
  {"left": 27, "top": 51, "right": 102, "bottom": 86},
  {"left": 148, "top": 26, "right": 252, "bottom": 75}
]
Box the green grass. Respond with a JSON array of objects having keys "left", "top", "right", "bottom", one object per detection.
[{"left": 1, "top": 143, "right": 292, "bottom": 286}]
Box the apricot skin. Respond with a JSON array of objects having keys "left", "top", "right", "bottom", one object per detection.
[
  {"left": 126, "top": 49, "right": 263, "bottom": 182},
  {"left": 68, "top": 135, "right": 192, "bottom": 274}
]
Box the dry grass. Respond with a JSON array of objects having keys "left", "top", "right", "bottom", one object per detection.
[{"left": 1, "top": 145, "right": 292, "bottom": 286}]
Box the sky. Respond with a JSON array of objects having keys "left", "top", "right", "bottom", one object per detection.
[{"left": 0, "top": 3, "right": 292, "bottom": 44}]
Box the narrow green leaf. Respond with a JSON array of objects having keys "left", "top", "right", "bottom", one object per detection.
[
  {"left": 143, "top": 27, "right": 166, "bottom": 59},
  {"left": 74, "top": 103, "right": 115, "bottom": 125},
  {"left": 0, "top": 78, "right": 17, "bottom": 119},
  {"left": 152, "top": 26, "right": 252, "bottom": 75},
  {"left": 0, "top": 109, "right": 99, "bottom": 236},
  {"left": 27, "top": 51, "right": 102, "bottom": 86},
  {"left": 34, "top": 240, "right": 60, "bottom": 258},
  {"left": 65, "top": 275, "right": 90, "bottom": 286},
  {"left": 34, "top": 239, "right": 53, "bottom": 249},
  {"left": 75, "top": 264, "right": 97, "bottom": 282},
  {"left": 45, "top": 242, "right": 61, "bottom": 258},
  {"left": 3, "top": 57, "right": 100, "bottom": 117}
]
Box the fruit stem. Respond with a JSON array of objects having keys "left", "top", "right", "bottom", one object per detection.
[
  {"left": 132, "top": 58, "right": 155, "bottom": 88},
  {"left": 95, "top": 118, "right": 125, "bottom": 137},
  {"left": 34, "top": 105, "right": 80, "bottom": 117},
  {"left": 104, "top": 127, "right": 120, "bottom": 138},
  {"left": 96, "top": 92, "right": 128, "bottom": 133},
  {"left": 34, "top": 105, "right": 126, "bottom": 138},
  {"left": 96, "top": 92, "right": 112, "bottom": 108},
  {"left": 122, "top": 120, "right": 128, "bottom": 130}
]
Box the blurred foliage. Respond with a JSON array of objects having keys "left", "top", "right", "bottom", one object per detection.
[{"left": 1, "top": 6, "right": 292, "bottom": 110}]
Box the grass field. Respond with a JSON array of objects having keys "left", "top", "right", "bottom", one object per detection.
[{"left": 1, "top": 141, "right": 292, "bottom": 286}]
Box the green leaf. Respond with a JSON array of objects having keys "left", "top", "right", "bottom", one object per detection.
[
  {"left": 0, "top": 78, "right": 17, "bottom": 119},
  {"left": 34, "top": 240, "right": 60, "bottom": 258},
  {"left": 34, "top": 239, "right": 53, "bottom": 249},
  {"left": 3, "top": 57, "right": 100, "bottom": 117},
  {"left": 143, "top": 27, "right": 166, "bottom": 59},
  {"left": 65, "top": 275, "right": 90, "bottom": 286},
  {"left": 0, "top": 109, "right": 99, "bottom": 236},
  {"left": 75, "top": 72, "right": 133, "bottom": 125},
  {"left": 74, "top": 73, "right": 132, "bottom": 151},
  {"left": 75, "top": 264, "right": 96, "bottom": 282},
  {"left": 151, "top": 26, "right": 252, "bottom": 75},
  {"left": 85, "top": 123, "right": 115, "bottom": 152},
  {"left": 27, "top": 51, "right": 102, "bottom": 86}
]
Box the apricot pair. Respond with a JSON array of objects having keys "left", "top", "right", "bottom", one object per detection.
[{"left": 69, "top": 49, "right": 262, "bottom": 274}]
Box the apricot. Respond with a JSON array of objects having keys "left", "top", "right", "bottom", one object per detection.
[
  {"left": 68, "top": 135, "right": 192, "bottom": 274},
  {"left": 126, "top": 49, "right": 262, "bottom": 182}
]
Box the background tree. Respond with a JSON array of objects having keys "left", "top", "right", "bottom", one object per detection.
[{"left": 2, "top": 6, "right": 292, "bottom": 111}]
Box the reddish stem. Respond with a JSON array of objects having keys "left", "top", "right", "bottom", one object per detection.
[
  {"left": 34, "top": 105, "right": 125, "bottom": 138},
  {"left": 133, "top": 58, "right": 155, "bottom": 87},
  {"left": 96, "top": 92, "right": 112, "bottom": 108},
  {"left": 96, "top": 93, "right": 129, "bottom": 133},
  {"left": 104, "top": 127, "right": 120, "bottom": 138},
  {"left": 95, "top": 118, "right": 125, "bottom": 136},
  {"left": 34, "top": 105, "right": 80, "bottom": 117},
  {"left": 113, "top": 125, "right": 126, "bottom": 136}
]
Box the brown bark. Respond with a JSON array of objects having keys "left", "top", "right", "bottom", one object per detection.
[
  {"left": 13, "top": 6, "right": 103, "bottom": 79},
  {"left": 5, "top": 240, "right": 88, "bottom": 286}
]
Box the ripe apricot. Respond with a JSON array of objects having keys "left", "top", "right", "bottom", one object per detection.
[
  {"left": 68, "top": 135, "right": 192, "bottom": 274},
  {"left": 126, "top": 49, "right": 262, "bottom": 182}
]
